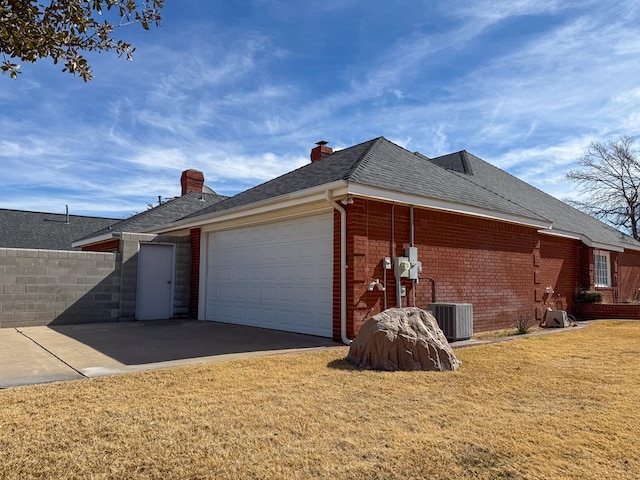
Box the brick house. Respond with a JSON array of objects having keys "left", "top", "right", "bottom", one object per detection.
[{"left": 145, "top": 137, "right": 640, "bottom": 342}]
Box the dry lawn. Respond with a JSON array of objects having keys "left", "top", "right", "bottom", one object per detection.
[{"left": 1, "top": 321, "right": 639, "bottom": 479}]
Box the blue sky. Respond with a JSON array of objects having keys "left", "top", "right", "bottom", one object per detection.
[{"left": 2, "top": 0, "right": 640, "bottom": 219}]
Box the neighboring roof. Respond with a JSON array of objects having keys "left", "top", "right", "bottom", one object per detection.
[
  {"left": 74, "top": 191, "right": 227, "bottom": 246},
  {"left": 167, "top": 136, "right": 639, "bottom": 251},
  {"left": 0, "top": 209, "right": 117, "bottom": 251}
]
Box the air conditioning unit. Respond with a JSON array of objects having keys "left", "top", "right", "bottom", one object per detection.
[
  {"left": 544, "top": 310, "right": 569, "bottom": 328},
  {"left": 427, "top": 303, "right": 473, "bottom": 341}
]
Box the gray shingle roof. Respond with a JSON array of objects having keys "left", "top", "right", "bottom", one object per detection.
[
  {"left": 180, "top": 137, "right": 639, "bottom": 250},
  {"left": 0, "top": 209, "right": 117, "bottom": 250},
  {"left": 182, "top": 138, "right": 378, "bottom": 219},
  {"left": 75, "top": 191, "right": 227, "bottom": 243},
  {"left": 430, "top": 150, "right": 640, "bottom": 249},
  {"left": 185, "top": 137, "right": 546, "bottom": 223},
  {"left": 348, "top": 137, "right": 546, "bottom": 222}
]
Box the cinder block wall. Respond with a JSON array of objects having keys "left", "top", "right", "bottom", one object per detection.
[
  {"left": 0, "top": 248, "right": 120, "bottom": 328},
  {"left": 0, "top": 233, "right": 191, "bottom": 328}
]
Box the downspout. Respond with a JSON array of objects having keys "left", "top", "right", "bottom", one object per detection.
[
  {"left": 325, "top": 190, "right": 352, "bottom": 345},
  {"left": 392, "top": 205, "right": 401, "bottom": 307},
  {"left": 410, "top": 206, "right": 416, "bottom": 307},
  {"left": 410, "top": 206, "right": 415, "bottom": 247}
]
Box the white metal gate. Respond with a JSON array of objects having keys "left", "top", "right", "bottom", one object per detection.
[{"left": 136, "top": 243, "right": 175, "bottom": 320}]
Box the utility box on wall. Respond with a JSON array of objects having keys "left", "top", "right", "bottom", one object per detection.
[
  {"left": 393, "top": 256, "right": 411, "bottom": 278},
  {"left": 428, "top": 303, "right": 473, "bottom": 341},
  {"left": 404, "top": 246, "right": 421, "bottom": 280},
  {"left": 394, "top": 248, "right": 422, "bottom": 280}
]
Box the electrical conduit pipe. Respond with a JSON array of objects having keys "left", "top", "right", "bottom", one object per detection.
[{"left": 325, "top": 190, "right": 352, "bottom": 345}]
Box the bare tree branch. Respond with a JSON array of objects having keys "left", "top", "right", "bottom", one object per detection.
[{"left": 565, "top": 136, "right": 640, "bottom": 240}]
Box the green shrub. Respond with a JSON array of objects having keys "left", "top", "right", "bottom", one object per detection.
[{"left": 576, "top": 290, "right": 604, "bottom": 304}]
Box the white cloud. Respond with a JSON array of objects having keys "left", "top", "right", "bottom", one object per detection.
[{"left": 3, "top": 0, "right": 640, "bottom": 219}]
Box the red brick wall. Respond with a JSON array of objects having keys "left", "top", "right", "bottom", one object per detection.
[
  {"left": 336, "top": 199, "right": 595, "bottom": 337},
  {"left": 538, "top": 236, "right": 580, "bottom": 317},
  {"left": 575, "top": 303, "right": 640, "bottom": 320},
  {"left": 189, "top": 228, "right": 201, "bottom": 318},
  {"left": 330, "top": 197, "right": 640, "bottom": 338},
  {"left": 414, "top": 208, "right": 538, "bottom": 332},
  {"left": 332, "top": 210, "right": 342, "bottom": 341},
  {"left": 619, "top": 249, "right": 640, "bottom": 302},
  {"left": 81, "top": 239, "right": 120, "bottom": 253}
]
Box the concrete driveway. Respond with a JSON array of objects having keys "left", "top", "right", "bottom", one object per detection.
[{"left": 0, "top": 320, "right": 341, "bottom": 389}]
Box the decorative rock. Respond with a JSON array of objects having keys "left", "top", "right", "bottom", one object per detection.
[{"left": 346, "top": 307, "right": 461, "bottom": 371}]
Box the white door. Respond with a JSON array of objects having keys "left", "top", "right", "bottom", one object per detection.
[
  {"left": 136, "top": 243, "right": 175, "bottom": 320},
  {"left": 204, "top": 212, "right": 333, "bottom": 337}
]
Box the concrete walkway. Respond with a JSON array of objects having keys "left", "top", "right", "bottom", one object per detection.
[
  {"left": 0, "top": 320, "right": 341, "bottom": 389},
  {"left": 1, "top": 319, "right": 592, "bottom": 389}
]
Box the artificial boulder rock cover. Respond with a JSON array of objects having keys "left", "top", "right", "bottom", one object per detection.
[{"left": 346, "top": 307, "right": 461, "bottom": 371}]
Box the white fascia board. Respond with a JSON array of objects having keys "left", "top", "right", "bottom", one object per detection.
[
  {"left": 71, "top": 231, "right": 120, "bottom": 248},
  {"left": 538, "top": 227, "right": 625, "bottom": 252},
  {"left": 148, "top": 180, "right": 348, "bottom": 234},
  {"left": 588, "top": 240, "right": 625, "bottom": 252},
  {"left": 152, "top": 179, "right": 554, "bottom": 235},
  {"left": 537, "top": 228, "right": 582, "bottom": 241},
  {"left": 347, "top": 184, "right": 553, "bottom": 230}
]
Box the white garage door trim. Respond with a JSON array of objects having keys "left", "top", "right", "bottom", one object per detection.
[{"left": 203, "top": 212, "right": 333, "bottom": 337}]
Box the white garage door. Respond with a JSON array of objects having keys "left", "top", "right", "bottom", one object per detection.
[{"left": 204, "top": 212, "right": 333, "bottom": 337}]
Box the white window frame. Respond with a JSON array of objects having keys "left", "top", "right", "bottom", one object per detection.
[{"left": 594, "top": 250, "right": 611, "bottom": 288}]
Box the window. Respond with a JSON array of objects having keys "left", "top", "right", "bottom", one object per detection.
[{"left": 594, "top": 250, "right": 611, "bottom": 287}]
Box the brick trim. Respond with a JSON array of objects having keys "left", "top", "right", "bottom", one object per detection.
[
  {"left": 189, "top": 228, "right": 201, "bottom": 318},
  {"left": 575, "top": 303, "right": 640, "bottom": 320}
]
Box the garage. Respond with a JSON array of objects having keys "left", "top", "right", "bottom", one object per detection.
[{"left": 203, "top": 211, "right": 334, "bottom": 337}]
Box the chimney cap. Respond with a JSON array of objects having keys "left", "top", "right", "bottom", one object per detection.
[{"left": 310, "top": 140, "right": 333, "bottom": 162}]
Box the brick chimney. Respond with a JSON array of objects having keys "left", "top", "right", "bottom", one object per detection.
[
  {"left": 310, "top": 140, "right": 333, "bottom": 162},
  {"left": 181, "top": 169, "right": 205, "bottom": 195}
]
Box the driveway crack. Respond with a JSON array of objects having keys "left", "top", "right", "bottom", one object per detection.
[{"left": 15, "top": 328, "right": 88, "bottom": 379}]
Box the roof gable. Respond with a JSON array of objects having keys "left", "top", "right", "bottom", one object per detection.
[{"left": 426, "top": 150, "right": 474, "bottom": 175}]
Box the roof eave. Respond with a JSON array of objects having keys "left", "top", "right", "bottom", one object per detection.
[
  {"left": 71, "top": 231, "right": 120, "bottom": 248},
  {"left": 347, "top": 183, "right": 553, "bottom": 230},
  {"left": 538, "top": 227, "right": 627, "bottom": 252},
  {"left": 146, "top": 180, "right": 349, "bottom": 234}
]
